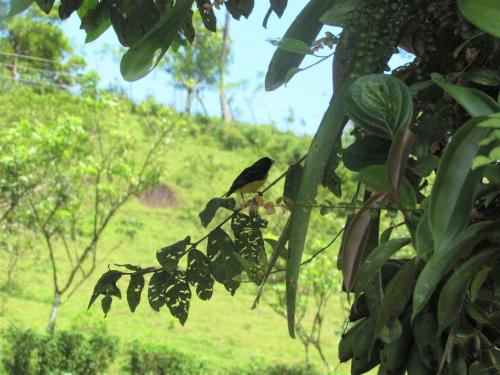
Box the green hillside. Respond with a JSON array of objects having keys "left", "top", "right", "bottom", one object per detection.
[{"left": 0, "top": 85, "right": 352, "bottom": 374}]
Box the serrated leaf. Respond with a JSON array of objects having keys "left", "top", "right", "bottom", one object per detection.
[
  {"left": 165, "top": 271, "right": 191, "bottom": 325},
  {"left": 430, "top": 117, "right": 492, "bottom": 251},
  {"left": 207, "top": 228, "right": 241, "bottom": 295},
  {"left": 127, "top": 273, "right": 145, "bottom": 313},
  {"left": 319, "top": 0, "right": 359, "bottom": 26},
  {"left": 120, "top": 0, "right": 193, "bottom": 82},
  {"left": 431, "top": 73, "right": 500, "bottom": 116},
  {"left": 437, "top": 249, "right": 497, "bottom": 333},
  {"left": 148, "top": 270, "right": 169, "bottom": 311},
  {"left": 156, "top": 236, "right": 190, "bottom": 272},
  {"left": 265, "top": 0, "right": 333, "bottom": 91},
  {"left": 199, "top": 198, "right": 235, "bottom": 227},
  {"left": 8, "top": 0, "right": 33, "bottom": 16},
  {"left": 459, "top": 0, "right": 500, "bottom": 39},
  {"left": 354, "top": 238, "right": 410, "bottom": 294},
  {"left": 88, "top": 270, "right": 122, "bottom": 309},
  {"left": 80, "top": 0, "right": 111, "bottom": 43},
  {"left": 342, "top": 192, "right": 388, "bottom": 292},
  {"left": 387, "top": 127, "right": 414, "bottom": 202},
  {"left": 283, "top": 164, "right": 303, "bottom": 204},
  {"left": 186, "top": 249, "right": 213, "bottom": 300},
  {"left": 345, "top": 74, "right": 414, "bottom": 139},
  {"left": 343, "top": 135, "right": 391, "bottom": 172}
]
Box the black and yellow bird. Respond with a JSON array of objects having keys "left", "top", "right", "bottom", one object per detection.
[{"left": 224, "top": 157, "right": 275, "bottom": 198}]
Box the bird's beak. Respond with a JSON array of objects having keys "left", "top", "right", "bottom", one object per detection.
[{"left": 271, "top": 159, "right": 276, "bottom": 164}]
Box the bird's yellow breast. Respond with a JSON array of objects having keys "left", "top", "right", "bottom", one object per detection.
[{"left": 234, "top": 177, "right": 267, "bottom": 193}]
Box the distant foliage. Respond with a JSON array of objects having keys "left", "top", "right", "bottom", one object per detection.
[{"left": 0, "top": 326, "right": 117, "bottom": 375}]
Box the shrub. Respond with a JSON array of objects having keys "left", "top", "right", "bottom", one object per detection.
[
  {"left": 231, "top": 362, "right": 321, "bottom": 375},
  {"left": 1, "top": 325, "right": 118, "bottom": 375},
  {"left": 123, "top": 341, "right": 208, "bottom": 375}
]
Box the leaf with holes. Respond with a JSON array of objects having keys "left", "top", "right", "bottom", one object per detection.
[
  {"left": 207, "top": 228, "right": 242, "bottom": 295},
  {"left": 127, "top": 273, "right": 145, "bottom": 313},
  {"left": 156, "top": 236, "right": 190, "bottom": 272},
  {"left": 165, "top": 271, "right": 191, "bottom": 325},
  {"left": 88, "top": 270, "right": 122, "bottom": 309},
  {"left": 186, "top": 249, "right": 213, "bottom": 300},
  {"left": 148, "top": 270, "right": 169, "bottom": 311},
  {"left": 231, "top": 213, "right": 268, "bottom": 284},
  {"left": 345, "top": 74, "right": 413, "bottom": 139},
  {"left": 199, "top": 198, "right": 235, "bottom": 227}
]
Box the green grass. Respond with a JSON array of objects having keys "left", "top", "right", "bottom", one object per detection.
[{"left": 0, "top": 86, "right": 358, "bottom": 374}]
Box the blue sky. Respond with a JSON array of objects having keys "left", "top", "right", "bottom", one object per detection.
[{"left": 62, "top": 2, "right": 413, "bottom": 135}]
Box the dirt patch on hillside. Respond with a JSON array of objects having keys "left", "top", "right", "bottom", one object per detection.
[{"left": 139, "top": 184, "right": 176, "bottom": 208}]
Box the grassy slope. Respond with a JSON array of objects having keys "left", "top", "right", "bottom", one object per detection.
[{"left": 0, "top": 87, "right": 354, "bottom": 374}]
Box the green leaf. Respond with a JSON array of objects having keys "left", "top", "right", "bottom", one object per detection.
[
  {"left": 342, "top": 192, "right": 388, "bottom": 292},
  {"left": 387, "top": 127, "right": 414, "bottom": 202},
  {"left": 465, "top": 69, "right": 500, "bottom": 86},
  {"left": 253, "top": 216, "right": 291, "bottom": 309},
  {"left": 343, "top": 135, "right": 391, "bottom": 172},
  {"left": 284, "top": 67, "right": 303, "bottom": 85},
  {"left": 76, "top": 0, "right": 96, "bottom": 17},
  {"left": 412, "top": 154, "right": 439, "bottom": 177},
  {"left": 59, "top": 0, "right": 84, "bottom": 20},
  {"left": 412, "top": 220, "right": 499, "bottom": 319},
  {"left": 412, "top": 312, "right": 443, "bottom": 371},
  {"left": 354, "top": 238, "right": 410, "bottom": 294},
  {"left": 101, "top": 295, "right": 112, "bottom": 317},
  {"left": 156, "top": 236, "right": 190, "bottom": 272},
  {"left": 268, "top": 37, "right": 312, "bottom": 55},
  {"left": 459, "top": 0, "right": 500, "bottom": 38},
  {"left": 375, "top": 260, "right": 419, "bottom": 342},
  {"left": 265, "top": 0, "right": 334, "bottom": 91},
  {"left": 126, "top": 273, "right": 145, "bottom": 313},
  {"left": 430, "top": 117, "right": 491, "bottom": 251},
  {"left": 198, "top": 7, "right": 216, "bottom": 32},
  {"left": 345, "top": 74, "right": 414, "bottom": 139},
  {"left": 147, "top": 270, "right": 169, "bottom": 311},
  {"left": 35, "top": 0, "right": 55, "bottom": 14},
  {"left": 80, "top": 0, "right": 111, "bottom": 43},
  {"left": 186, "top": 249, "right": 213, "bottom": 300},
  {"left": 165, "top": 271, "right": 191, "bottom": 325},
  {"left": 225, "top": 0, "right": 254, "bottom": 19},
  {"left": 283, "top": 164, "right": 303, "bottom": 205},
  {"left": 379, "top": 226, "right": 393, "bottom": 245},
  {"left": 88, "top": 270, "right": 122, "bottom": 309},
  {"left": 431, "top": 74, "right": 500, "bottom": 116},
  {"left": 286, "top": 82, "right": 351, "bottom": 337},
  {"left": 231, "top": 213, "right": 268, "bottom": 284},
  {"left": 415, "top": 210, "right": 433, "bottom": 261},
  {"left": 8, "top": 0, "right": 33, "bottom": 16},
  {"left": 358, "top": 165, "right": 416, "bottom": 208},
  {"left": 437, "top": 248, "right": 497, "bottom": 333},
  {"left": 319, "top": 0, "right": 359, "bottom": 26},
  {"left": 270, "top": 0, "right": 287, "bottom": 17},
  {"left": 199, "top": 198, "right": 235, "bottom": 227},
  {"left": 470, "top": 267, "right": 491, "bottom": 303},
  {"left": 120, "top": 0, "right": 193, "bottom": 82},
  {"left": 207, "top": 228, "right": 242, "bottom": 295}
]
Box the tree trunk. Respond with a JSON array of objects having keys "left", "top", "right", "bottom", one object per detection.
[
  {"left": 47, "top": 291, "right": 62, "bottom": 332},
  {"left": 219, "top": 11, "right": 232, "bottom": 122},
  {"left": 185, "top": 88, "right": 195, "bottom": 114}
]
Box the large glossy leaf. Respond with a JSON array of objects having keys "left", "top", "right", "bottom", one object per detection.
[
  {"left": 344, "top": 74, "right": 414, "bottom": 139},
  {"left": 375, "top": 260, "right": 419, "bottom": 342},
  {"left": 431, "top": 74, "right": 500, "bottom": 116},
  {"left": 354, "top": 238, "right": 410, "bottom": 294},
  {"left": 265, "top": 0, "right": 334, "bottom": 91},
  {"left": 341, "top": 192, "right": 388, "bottom": 292},
  {"left": 343, "top": 135, "right": 391, "bottom": 172},
  {"left": 459, "top": 0, "right": 500, "bottom": 38},
  {"left": 387, "top": 127, "right": 414, "bottom": 202},
  {"left": 412, "top": 220, "right": 499, "bottom": 319},
  {"left": 120, "top": 0, "right": 193, "bottom": 82},
  {"left": 430, "top": 117, "right": 491, "bottom": 251},
  {"left": 437, "top": 248, "right": 497, "bottom": 333},
  {"left": 8, "top": 0, "right": 33, "bottom": 15},
  {"left": 80, "top": 0, "right": 111, "bottom": 43},
  {"left": 286, "top": 83, "right": 350, "bottom": 337}
]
